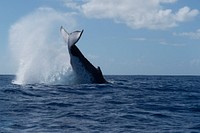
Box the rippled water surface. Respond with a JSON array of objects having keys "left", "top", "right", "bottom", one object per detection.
[{"left": 0, "top": 75, "right": 200, "bottom": 132}]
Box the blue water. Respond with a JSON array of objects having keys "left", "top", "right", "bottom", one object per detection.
[{"left": 0, "top": 75, "right": 200, "bottom": 132}]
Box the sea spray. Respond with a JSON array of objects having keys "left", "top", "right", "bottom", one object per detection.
[{"left": 9, "top": 7, "right": 77, "bottom": 85}]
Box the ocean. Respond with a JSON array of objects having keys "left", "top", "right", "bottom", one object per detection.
[{"left": 0, "top": 75, "right": 200, "bottom": 132}]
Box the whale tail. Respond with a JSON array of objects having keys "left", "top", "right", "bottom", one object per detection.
[
  {"left": 60, "top": 26, "right": 83, "bottom": 47},
  {"left": 60, "top": 26, "right": 107, "bottom": 84}
]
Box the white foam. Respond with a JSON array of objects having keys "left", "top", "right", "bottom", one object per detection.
[{"left": 9, "top": 7, "right": 77, "bottom": 85}]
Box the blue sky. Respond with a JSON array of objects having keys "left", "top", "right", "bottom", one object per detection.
[{"left": 1, "top": 0, "right": 200, "bottom": 75}]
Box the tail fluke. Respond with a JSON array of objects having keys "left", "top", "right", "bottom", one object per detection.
[
  {"left": 60, "top": 26, "right": 69, "bottom": 43},
  {"left": 60, "top": 26, "right": 84, "bottom": 47}
]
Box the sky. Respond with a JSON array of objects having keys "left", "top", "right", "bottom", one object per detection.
[{"left": 1, "top": 0, "right": 200, "bottom": 75}]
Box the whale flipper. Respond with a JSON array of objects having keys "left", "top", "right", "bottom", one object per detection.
[{"left": 60, "top": 26, "right": 107, "bottom": 84}]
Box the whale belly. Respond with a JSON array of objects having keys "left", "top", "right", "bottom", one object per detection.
[{"left": 70, "top": 55, "right": 94, "bottom": 84}]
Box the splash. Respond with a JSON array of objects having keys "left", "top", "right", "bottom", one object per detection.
[{"left": 9, "top": 7, "right": 77, "bottom": 85}]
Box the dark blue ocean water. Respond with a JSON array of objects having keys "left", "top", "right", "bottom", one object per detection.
[{"left": 0, "top": 75, "right": 200, "bottom": 132}]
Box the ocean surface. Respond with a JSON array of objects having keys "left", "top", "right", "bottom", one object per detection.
[{"left": 0, "top": 75, "right": 200, "bottom": 132}]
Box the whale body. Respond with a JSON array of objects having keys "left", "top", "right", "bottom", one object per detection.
[{"left": 60, "top": 26, "right": 107, "bottom": 84}]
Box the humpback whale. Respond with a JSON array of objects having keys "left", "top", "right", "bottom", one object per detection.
[{"left": 60, "top": 26, "right": 107, "bottom": 84}]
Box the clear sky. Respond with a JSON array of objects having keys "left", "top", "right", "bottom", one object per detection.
[{"left": 1, "top": 0, "right": 200, "bottom": 75}]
